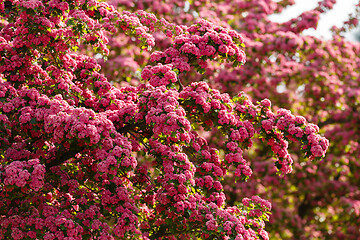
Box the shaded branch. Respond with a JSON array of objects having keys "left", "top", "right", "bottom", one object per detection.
[
  {"left": 318, "top": 118, "right": 347, "bottom": 128},
  {"left": 46, "top": 142, "right": 84, "bottom": 170}
]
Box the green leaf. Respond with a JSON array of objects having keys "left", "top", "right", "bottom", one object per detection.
[
  {"left": 198, "top": 68, "right": 206, "bottom": 74},
  {"left": 30, "top": 118, "right": 37, "bottom": 124},
  {"left": 66, "top": 18, "right": 74, "bottom": 26}
]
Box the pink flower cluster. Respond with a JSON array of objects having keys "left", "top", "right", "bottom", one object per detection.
[
  {"left": 179, "top": 82, "right": 256, "bottom": 180},
  {"left": 141, "top": 63, "right": 178, "bottom": 87},
  {"left": 0, "top": 204, "right": 84, "bottom": 239},
  {"left": 115, "top": 10, "right": 156, "bottom": 49},
  {"left": 187, "top": 132, "right": 227, "bottom": 205},
  {"left": 198, "top": 202, "right": 271, "bottom": 240},
  {"left": 137, "top": 84, "right": 191, "bottom": 141},
  {"left": 235, "top": 93, "right": 329, "bottom": 174},
  {"left": 1, "top": 159, "right": 45, "bottom": 191},
  {"left": 149, "top": 19, "right": 246, "bottom": 73}
]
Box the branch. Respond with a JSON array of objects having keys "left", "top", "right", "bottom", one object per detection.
[
  {"left": 318, "top": 118, "right": 348, "bottom": 128},
  {"left": 46, "top": 141, "right": 84, "bottom": 170}
]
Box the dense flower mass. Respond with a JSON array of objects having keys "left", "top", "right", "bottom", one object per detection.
[
  {"left": 3, "top": 0, "right": 357, "bottom": 239},
  {"left": 115, "top": 0, "right": 358, "bottom": 239}
]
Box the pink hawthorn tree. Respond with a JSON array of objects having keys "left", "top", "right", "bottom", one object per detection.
[
  {"left": 99, "top": 0, "right": 360, "bottom": 239},
  {"left": 0, "top": 0, "right": 333, "bottom": 239}
]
